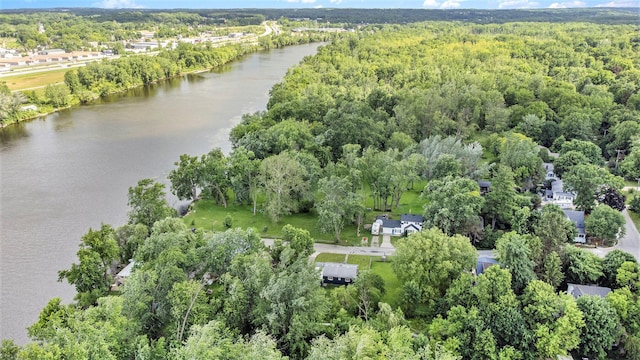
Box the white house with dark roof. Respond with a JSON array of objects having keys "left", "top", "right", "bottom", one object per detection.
[
  {"left": 371, "top": 214, "right": 423, "bottom": 236},
  {"left": 543, "top": 162, "right": 556, "bottom": 180},
  {"left": 563, "top": 210, "right": 586, "bottom": 243}
]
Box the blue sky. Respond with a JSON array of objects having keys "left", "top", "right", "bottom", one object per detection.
[{"left": 4, "top": 0, "right": 638, "bottom": 10}]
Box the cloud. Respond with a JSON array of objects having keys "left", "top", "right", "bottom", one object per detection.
[
  {"left": 548, "top": 0, "right": 585, "bottom": 7},
  {"left": 439, "top": 0, "right": 462, "bottom": 8},
  {"left": 95, "top": 0, "right": 143, "bottom": 8},
  {"left": 595, "top": 0, "right": 639, "bottom": 6},
  {"left": 330, "top": 0, "right": 343, "bottom": 3},
  {"left": 422, "top": 0, "right": 440, "bottom": 7},
  {"left": 286, "top": 0, "right": 317, "bottom": 2},
  {"left": 498, "top": 0, "right": 540, "bottom": 8},
  {"left": 314, "top": 4, "right": 324, "bottom": 7}
]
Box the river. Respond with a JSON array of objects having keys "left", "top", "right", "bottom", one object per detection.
[{"left": 0, "top": 43, "right": 321, "bottom": 344}]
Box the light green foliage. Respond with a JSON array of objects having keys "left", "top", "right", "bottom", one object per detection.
[
  {"left": 577, "top": 295, "right": 621, "bottom": 359},
  {"left": 419, "top": 135, "right": 487, "bottom": 180},
  {"left": 560, "top": 139, "right": 605, "bottom": 165},
  {"left": 168, "top": 154, "right": 201, "bottom": 202},
  {"left": 393, "top": 228, "right": 477, "bottom": 305},
  {"left": 199, "top": 148, "right": 230, "bottom": 207},
  {"left": 602, "top": 250, "right": 637, "bottom": 288},
  {"left": 228, "top": 146, "right": 261, "bottom": 214},
  {"left": 553, "top": 150, "right": 590, "bottom": 178},
  {"left": 498, "top": 133, "right": 542, "bottom": 190},
  {"left": 261, "top": 152, "right": 310, "bottom": 223},
  {"left": 496, "top": 232, "right": 537, "bottom": 294},
  {"left": 616, "top": 261, "right": 640, "bottom": 292},
  {"left": 281, "top": 224, "right": 314, "bottom": 258},
  {"left": 127, "top": 178, "right": 176, "bottom": 229},
  {"left": 585, "top": 204, "right": 626, "bottom": 245},
  {"left": 58, "top": 224, "right": 119, "bottom": 307},
  {"left": 169, "top": 280, "right": 213, "bottom": 343},
  {"left": 422, "top": 177, "right": 484, "bottom": 237},
  {"left": 540, "top": 251, "right": 564, "bottom": 289},
  {"left": 620, "top": 138, "right": 640, "bottom": 181},
  {"left": 256, "top": 259, "right": 327, "bottom": 359},
  {"left": 521, "top": 280, "right": 585, "bottom": 358},
  {"left": 533, "top": 205, "right": 576, "bottom": 260},
  {"left": 564, "top": 245, "right": 604, "bottom": 285},
  {"left": 173, "top": 320, "right": 283, "bottom": 360},
  {"left": 483, "top": 165, "right": 520, "bottom": 230},
  {"left": 564, "top": 163, "right": 624, "bottom": 213},
  {"left": 316, "top": 175, "right": 364, "bottom": 242}
]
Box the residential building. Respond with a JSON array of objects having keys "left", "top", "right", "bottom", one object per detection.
[
  {"left": 563, "top": 210, "right": 586, "bottom": 243},
  {"left": 567, "top": 283, "right": 611, "bottom": 299},
  {"left": 317, "top": 262, "right": 358, "bottom": 285}
]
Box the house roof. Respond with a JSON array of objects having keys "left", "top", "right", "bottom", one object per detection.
[
  {"left": 478, "top": 180, "right": 491, "bottom": 188},
  {"left": 543, "top": 162, "right": 554, "bottom": 172},
  {"left": 567, "top": 283, "right": 611, "bottom": 299},
  {"left": 401, "top": 214, "right": 423, "bottom": 223},
  {"left": 382, "top": 219, "right": 401, "bottom": 228},
  {"left": 563, "top": 210, "right": 585, "bottom": 233},
  {"left": 318, "top": 263, "right": 358, "bottom": 279},
  {"left": 476, "top": 256, "right": 499, "bottom": 276},
  {"left": 551, "top": 179, "right": 564, "bottom": 193},
  {"left": 116, "top": 261, "right": 135, "bottom": 278}
]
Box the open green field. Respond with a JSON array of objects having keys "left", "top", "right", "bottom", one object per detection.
[
  {"left": 183, "top": 181, "right": 427, "bottom": 246},
  {"left": 3, "top": 68, "right": 69, "bottom": 91},
  {"left": 371, "top": 261, "right": 401, "bottom": 308},
  {"left": 315, "top": 254, "right": 401, "bottom": 307}
]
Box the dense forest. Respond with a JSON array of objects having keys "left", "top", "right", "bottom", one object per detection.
[{"left": 2, "top": 12, "right": 640, "bottom": 360}]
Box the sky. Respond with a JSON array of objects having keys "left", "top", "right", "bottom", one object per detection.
[{"left": 2, "top": 0, "right": 639, "bottom": 11}]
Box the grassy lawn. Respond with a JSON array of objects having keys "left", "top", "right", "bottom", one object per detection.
[
  {"left": 314, "top": 253, "right": 380, "bottom": 270},
  {"left": 183, "top": 181, "right": 428, "bottom": 246},
  {"left": 629, "top": 211, "right": 640, "bottom": 233},
  {"left": 4, "top": 68, "right": 69, "bottom": 91},
  {"left": 371, "top": 260, "right": 401, "bottom": 308}
]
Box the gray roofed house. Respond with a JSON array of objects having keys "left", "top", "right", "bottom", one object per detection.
[
  {"left": 567, "top": 283, "right": 611, "bottom": 299},
  {"left": 563, "top": 210, "right": 586, "bottom": 243},
  {"left": 478, "top": 180, "right": 491, "bottom": 195},
  {"left": 372, "top": 214, "right": 423, "bottom": 236},
  {"left": 317, "top": 262, "right": 358, "bottom": 285}
]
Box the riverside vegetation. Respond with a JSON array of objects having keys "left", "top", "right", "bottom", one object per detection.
[{"left": 2, "top": 8, "right": 640, "bottom": 360}]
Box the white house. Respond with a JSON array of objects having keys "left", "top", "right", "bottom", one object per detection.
[
  {"left": 372, "top": 214, "right": 423, "bottom": 236},
  {"left": 543, "top": 162, "right": 556, "bottom": 180},
  {"left": 544, "top": 179, "right": 575, "bottom": 208},
  {"left": 563, "top": 210, "right": 586, "bottom": 243}
]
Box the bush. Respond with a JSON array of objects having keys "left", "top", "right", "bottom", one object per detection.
[
  {"left": 630, "top": 195, "right": 640, "bottom": 214},
  {"left": 223, "top": 214, "right": 233, "bottom": 229}
]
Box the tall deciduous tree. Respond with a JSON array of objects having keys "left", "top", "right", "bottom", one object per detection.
[
  {"left": 228, "top": 146, "right": 261, "bottom": 215},
  {"left": 576, "top": 295, "right": 621, "bottom": 360},
  {"left": 260, "top": 152, "right": 309, "bottom": 223},
  {"left": 496, "top": 232, "right": 537, "bottom": 294},
  {"left": 393, "top": 228, "right": 477, "bottom": 305},
  {"left": 563, "top": 163, "right": 624, "bottom": 213},
  {"left": 422, "top": 176, "right": 484, "bottom": 237},
  {"left": 168, "top": 154, "right": 201, "bottom": 203},
  {"left": 316, "top": 176, "right": 363, "bottom": 242},
  {"left": 199, "top": 148, "right": 230, "bottom": 208},
  {"left": 498, "top": 132, "right": 543, "bottom": 190},
  {"left": 483, "top": 165, "right": 520, "bottom": 230},
  {"left": 127, "top": 178, "right": 175, "bottom": 229},
  {"left": 585, "top": 204, "right": 626, "bottom": 245},
  {"left": 521, "top": 280, "right": 585, "bottom": 359}
]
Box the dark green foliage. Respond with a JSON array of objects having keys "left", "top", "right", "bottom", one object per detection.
[{"left": 577, "top": 295, "right": 621, "bottom": 360}]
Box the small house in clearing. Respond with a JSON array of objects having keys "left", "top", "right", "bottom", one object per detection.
[
  {"left": 317, "top": 262, "right": 358, "bottom": 286},
  {"left": 478, "top": 180, "right": 491, "bottom": 195},
  {"left": 371, "top": 214, "right": 423, "bottom": 236},
  {"left": 563, "top": 210, "right": 586, "bottom": 243}
]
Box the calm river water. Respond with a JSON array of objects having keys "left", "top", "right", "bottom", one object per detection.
[{"left": 0, "top": 43, "right": 321, "bottom": 343}]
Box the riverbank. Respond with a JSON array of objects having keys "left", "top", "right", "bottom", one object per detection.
[{"left": 1, "top": 35, "right": 327, "bottom": 129}]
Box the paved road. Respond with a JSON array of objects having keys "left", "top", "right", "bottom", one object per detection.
[{"left": 589, "top": 209, "right": 640, "bottom": 259}]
